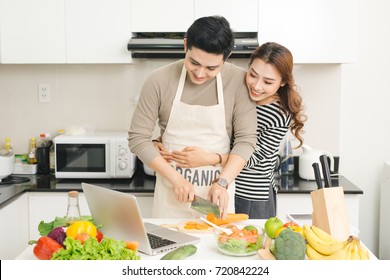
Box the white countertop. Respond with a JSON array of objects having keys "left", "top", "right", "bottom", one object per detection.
[{"left": 15, "top": 219, "right": 377, "bottom": 260}]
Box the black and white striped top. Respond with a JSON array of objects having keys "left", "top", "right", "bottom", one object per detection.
[{"left": 235, "top": 101, "right": 291, "bottom": 201}]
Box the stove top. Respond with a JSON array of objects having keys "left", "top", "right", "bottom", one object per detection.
[{"left": 0, "top": 175, "right": 30, "bottom": 186}]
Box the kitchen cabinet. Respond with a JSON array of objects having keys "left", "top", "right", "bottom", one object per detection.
[
  {"left": 130, "top": 0, "right": 258, "bottom": 33},
  {"left": 194, "top": 0, "right": 258, "bottom": 32},
  {"left": 65, "top": 0, "right": 132, "bottom": 63},
  {"left": 258, "top": 0, "right": 358, "bottom": 63},
  {"left": 130, "top": 0, "right": 193, "bottom": 32},
  {"left": 0, "top": 0, "right": 132, "bottom": 64},
  {"left": 0, "top": 0, "right": 67, "bottom": 63},
  {"left": 0, "top": 193, "right": 29, "bottom": 260}
]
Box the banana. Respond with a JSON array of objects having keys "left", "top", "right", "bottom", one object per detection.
[
  {"left": 306, "top": 244, "right": 327, "bottom": 260},
  {"left": 310, "top": 225, "right": 341, "bottom": 243},
  {"left": 358, "top": 245, "right": 370, "bottom": 260},
  {"left": 326, "top": 240, "right": 353, "bottom": 260},
  {"left": 349, "top": 239, "right": 361, "bottom": 260},
  {"left": 303, "top": 224, "right": 349, "bottom": 256}
]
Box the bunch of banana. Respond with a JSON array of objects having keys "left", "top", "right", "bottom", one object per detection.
[{"left": 303, "top": 224, "right": 370, "bottom": 260}]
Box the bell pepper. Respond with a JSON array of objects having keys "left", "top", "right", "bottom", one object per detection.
[
  {"left": 66, "top": 220, "right": 97, "bottom": 239},
  {"left": 33, "top": 236, "right": 63, "bottom": 260}
]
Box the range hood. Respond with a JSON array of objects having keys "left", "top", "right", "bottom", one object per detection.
[{"left": 127, "top": 32, "right": 258, "bottom": 58}]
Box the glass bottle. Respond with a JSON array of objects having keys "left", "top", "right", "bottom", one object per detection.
[
  {"left": 280, "top": 137, "right": 294, "bottom": 176},
  {"left": 4, "top": 138, "right": 13, "bottom": 153},
  {"left": 28, "top": 137, "right": 38, "bottom": 164},
  {"left": 65, "top": 191, "right": 81, "bottom": 225}
]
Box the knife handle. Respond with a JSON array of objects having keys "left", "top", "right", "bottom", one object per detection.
[
  {"left": 312, "top": 163, "right": 323, "bottom": 189},
  {"left": 319, "top": 154, "right": 332, "bottom": 187}
]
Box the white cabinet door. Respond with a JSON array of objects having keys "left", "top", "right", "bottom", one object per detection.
[
  {"left": 195, "top": 0, "right": 258, "bottom": 32},
  {"left": 0, "top": 0, "right": 66, "bottom": 63},
  {"left": 0, "top": 194, "right": 29, "bottom": 259},
  {"left": 259, "top": 0, "right": 358, "bottom": 63},
  {"left": 65, "top": 0, "right": 132, "bottom": 63},
  {"left": 130, "top": 0, "right": 194, "bottom": 32}
]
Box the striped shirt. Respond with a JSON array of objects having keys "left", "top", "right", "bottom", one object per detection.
[{"left": 235, "top": 101, "right": 291, "bottom": 201}]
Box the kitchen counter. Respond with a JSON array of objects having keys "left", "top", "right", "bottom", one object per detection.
[
  {"left": 0, "top": 172, "right": 363, "bottom": 209},
  {"left": 15, "top": 218, "right": 377, "bottom": 260},
  {"left": 0, "top": 156, "right": 362, "bottom": 208}
]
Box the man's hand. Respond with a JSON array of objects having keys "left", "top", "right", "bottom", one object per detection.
[
  {"left": 172, "top": 178, "right": 195, "bottom": 203},
  {"left": 208, "top": 183, "right": 229, "bottom": 219}
]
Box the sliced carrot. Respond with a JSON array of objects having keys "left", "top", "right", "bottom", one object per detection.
[
  {"left": 195, "top": 223, "right": 209, "bottom": 230},
  {"left": 125, "top": 241, "right": 139, "bottom": 251},
  {"left": 207, "top": 213, "right": 249, "bottom": 226},
  {"left": 184, "top": 224, "right": 196, "bottom": 229}
]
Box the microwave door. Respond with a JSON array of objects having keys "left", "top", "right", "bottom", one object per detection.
[{"left": 55, "top": 143, "right": 110, "bottom": 178}]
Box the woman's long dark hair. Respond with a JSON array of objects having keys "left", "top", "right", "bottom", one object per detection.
[{"left": 249, "top": 42, "right": 307, "bottom": 147}]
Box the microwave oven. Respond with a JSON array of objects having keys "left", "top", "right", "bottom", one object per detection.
[{"left": 54, "top": 132, "right": 136, "bottom": 179}]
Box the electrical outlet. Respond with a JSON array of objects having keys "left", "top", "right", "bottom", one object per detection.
[{"left": 38, "top": 84, "right": 50, "bottom": 103}]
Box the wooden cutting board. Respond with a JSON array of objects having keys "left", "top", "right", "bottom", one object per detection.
[{"left": 160, "top": 219, "right": 214, "bottom": 234}]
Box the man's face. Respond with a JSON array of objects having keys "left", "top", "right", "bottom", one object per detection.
[{"left": 184, "top": 45, "right": 224, "bottom": 85}]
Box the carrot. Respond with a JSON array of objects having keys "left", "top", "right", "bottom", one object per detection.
[
  {"left": 195, "top": 223, "right": 209, "bottom": 230},
  {"left": 207, "top": 213, "right": 249, "bottom": 226},
  {"left": 125, "top": 241, "right": 139, "bottom": 251}
]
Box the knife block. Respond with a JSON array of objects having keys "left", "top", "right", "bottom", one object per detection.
[{"left": 310, "top": 186, "right": 350, "bottom": 240}]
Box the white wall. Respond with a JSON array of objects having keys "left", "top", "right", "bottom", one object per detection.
[
  {"left": 0, "top": 61, "right": 341, "bottom": 156},
  {"left": 0, "top": 0, "right": 387, "bottom": 258},
  {"left": 340, "top": 0, "right": 390, "bottom": 257}
]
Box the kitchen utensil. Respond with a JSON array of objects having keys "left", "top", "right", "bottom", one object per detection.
[
  {"left": 312, "top": 163, "right": 323, "bottom": 189},
  {"left": 0, "top": 151, "right": 15, "bottom": 181},
  {"left": 319, "top": 154, "right": 332, "bottom": 187},
  {"left": 200, "top": 217, "right": 232, "bottom": 235},
  {"left": 160, "top": 219, "right": 214, "bottom": 234},
  {"left": 191, "top": 195, "right": 221, "bottom": 217},
  {"left": 299, "top": 145, "right": 334, "bottom": 180}
]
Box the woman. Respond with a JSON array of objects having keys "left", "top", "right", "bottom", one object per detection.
[
  {"left": 156, "top": 42, "right": 306, "bottom": 219},
  {"left": 234, "top": 42, "right": 306, "bottom": 218}
]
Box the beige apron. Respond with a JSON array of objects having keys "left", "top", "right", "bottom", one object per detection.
[{"left": 152, "top": 65, "right": 235, "bottom": 218}]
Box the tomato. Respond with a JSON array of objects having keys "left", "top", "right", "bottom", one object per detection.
[
  {"left": 96, "top": 230, "right": 103, "bottom": 242},
  {"left": 75, "top": 233, "right": 91, "bottom": 244},
  {"left": 283, "top": 221, "right": 299, "bottom": 228},
  {"left": 125, "top": 241, "right": 139, "bottom": 251}
]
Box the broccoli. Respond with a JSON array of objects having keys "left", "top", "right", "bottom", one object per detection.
[{"left": 270, "top": 228, "right": 306, "bottom": 260}]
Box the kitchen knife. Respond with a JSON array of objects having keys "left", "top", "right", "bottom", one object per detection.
[
  {"left": 191, "top": 195, "right": 220, "bottom": 217},
  {"left": 319, "top": 154, "right": 332, "bottom": 188},
  {"left": 312, "top": 163, "right": 323, "bottom": 189}
]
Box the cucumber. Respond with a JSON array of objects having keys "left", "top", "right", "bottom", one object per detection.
[{"left": 160, "top": 244, "right": 197, "bottom": 260}]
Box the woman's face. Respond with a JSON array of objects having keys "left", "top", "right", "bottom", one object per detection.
[
  {"left": 184, "top": 44, "right": 224, "bottom": 85},
  {"left": 246, "top": 58, "right": 284, "bottom": 105}
]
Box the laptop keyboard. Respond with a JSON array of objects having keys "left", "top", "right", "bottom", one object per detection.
[{"left": 147, "top": 233, "right": 176, "bottom": 249}]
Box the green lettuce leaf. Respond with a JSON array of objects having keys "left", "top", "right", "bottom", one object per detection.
[{"left": 51, "top": 237, "right": 141, "bottom": 260}]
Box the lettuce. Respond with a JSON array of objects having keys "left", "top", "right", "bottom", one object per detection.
[{"left": 51, "top": 237, "right": 141, "bottom": 260}]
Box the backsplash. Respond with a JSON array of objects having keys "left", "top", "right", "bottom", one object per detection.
[{"left": 0, "top": 60, "right": 341, "bottom": 156}]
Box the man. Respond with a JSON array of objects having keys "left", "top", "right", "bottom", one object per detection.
[{"left": 128, "top": 16, "right": 256, "bottom": 218}]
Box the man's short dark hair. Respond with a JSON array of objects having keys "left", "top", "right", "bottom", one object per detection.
[{"left": 185, "top": 16, "right": 234, "bottom": 61}]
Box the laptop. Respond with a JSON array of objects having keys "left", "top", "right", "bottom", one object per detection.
[{"left": 81, "top": 183, "right": 200, "bottom": 255}]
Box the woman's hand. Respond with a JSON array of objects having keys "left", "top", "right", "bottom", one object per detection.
[
  {"left": 173, "top": 146, "right": 218, "bottom": 168},
  {"left": 153, "top": 141, "right": 173, "bottom": 163}
]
